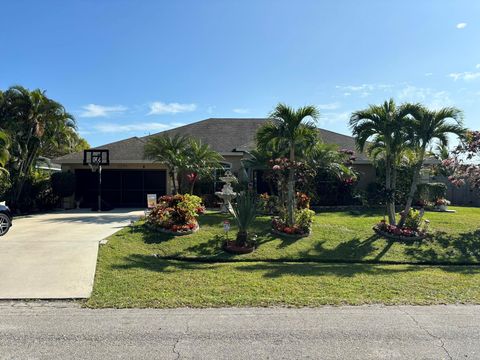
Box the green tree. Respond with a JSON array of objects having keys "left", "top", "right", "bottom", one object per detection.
[
  {"left": 184, "top": 138, "right": 223, "bottom": 194},
  {"left": 257, "top": 103, "right": 319, "bottom": 226},
  {"left": 398, "top": 105, "right": 465, "bottom": 227},
  {"left": 144, "top": 134, "right": 190, "bottom": 194},
  {"left": 0, "top": 86, "right": 77, "bottom": 206},
  {"left": 350, "top": 99, "right": 412, "bottom": 225}
]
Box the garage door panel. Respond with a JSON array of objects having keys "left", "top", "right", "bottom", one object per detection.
[{"left": 75, "top": 169, "right": 166, "bottom": 208}]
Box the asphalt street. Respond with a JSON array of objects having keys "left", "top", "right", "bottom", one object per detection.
[{"left": 0, "top": 302, "right": 479, "bottom": 359}]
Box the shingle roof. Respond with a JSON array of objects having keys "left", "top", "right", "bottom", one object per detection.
[
  {"left": 55, "top": 136, "right": 147, "bottom": 162},
  {"left": 55, "top": 118, "right": 368, "bottom": 163}
]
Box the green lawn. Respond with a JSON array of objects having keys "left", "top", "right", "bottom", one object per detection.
[{"left": 87, "top": 206, "right": 480, "bottom": 308}]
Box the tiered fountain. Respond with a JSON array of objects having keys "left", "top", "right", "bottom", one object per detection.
[{"left": 215, "top": 170, "right": 237, "bottom": 213}]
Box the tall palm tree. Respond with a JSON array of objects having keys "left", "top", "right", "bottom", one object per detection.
[
  {"left": 257, "top": 103, "right": 319, "bottom": 226},
  {"left": 184, "top": 138, "right": 223, "bottom": 194},
  {"left": 350, "top": 99, "right": 413, "bottom": 225},
  {"left": 1, "top": 86, "right": 76, "bottom": 205},
  {"left": 144, "top": 134, "right": 190, "bottom": 194},
  {"left": 398, "top": 105, "right": 465, "bottom": 227}
]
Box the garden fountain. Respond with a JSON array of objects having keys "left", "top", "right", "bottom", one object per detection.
[{"left": 215, "top": 170, "right": 237, "bottom": 213}]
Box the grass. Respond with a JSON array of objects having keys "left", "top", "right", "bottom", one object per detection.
[{"left": 87, "top": 206, "right": 480, "bottom": 308}]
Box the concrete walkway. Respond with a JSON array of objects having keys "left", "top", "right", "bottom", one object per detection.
[
  {"left": 0, "top": 303, "right": 479, "bottom": 359},
  {"left": 0, "top": 209, "right": 143, "bottom": 299}
]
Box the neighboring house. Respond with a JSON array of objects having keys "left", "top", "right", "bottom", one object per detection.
[{"left": 55, "top": 118, "right": 380, "bottom": 208}]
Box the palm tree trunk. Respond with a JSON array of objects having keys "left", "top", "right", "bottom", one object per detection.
[
  {"left": 287, "top": 146, "right": 295, "bottom": 226},
  {"left": 398, "top": 148, "right": 426, "bottom": 228},
  {"left": 385, "top": 158, "right": 396, "bottom": 225},
  {"left": 170, "top": 169, "right": 177, "bottom": 194},
  {"left": 190, "top": 179, "right": 196, "bottom": 195}
]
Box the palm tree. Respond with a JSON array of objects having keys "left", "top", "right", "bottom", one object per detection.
[
  {"left": 398, "top": 105, "right": 465, "bottom": 227},
  {"left": 1, "top": 86, "right": 76, "bottom": 205},
  {"left": 144, "top": 134, "right": 190, "bottom": 194},
  {"left": 349, "top": 99, "right": 413, "bottom": 225},
  {"left": 257, "top": 103, "right": 319, "bottom": 226},
  {"left": 184, "top": 138, "right": 223, "bottom": 194},
  {"left": 0, "top": 130, "right": 10, "bottom": 176}
]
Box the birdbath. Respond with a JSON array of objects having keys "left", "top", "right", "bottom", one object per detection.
[{"left": 215, "top": 170, "right": 237, "bottom": 213}]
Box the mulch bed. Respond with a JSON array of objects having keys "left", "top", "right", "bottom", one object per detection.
[
  {"left": 271, "top": 228, "right": 311, "bottom": 239},
  {"left": 373, "top": 226, "right": 427, "bottom": 242},
  {"left": 223, "top": 241, "right": 255, "bottom": 254}
]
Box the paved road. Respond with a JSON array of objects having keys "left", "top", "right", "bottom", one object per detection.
[
  {"left": 0, "top": 303, "right": 479, "bottom": 359},
  {"left": 0, "top": 209, "right": 143, "bottom": 299}
]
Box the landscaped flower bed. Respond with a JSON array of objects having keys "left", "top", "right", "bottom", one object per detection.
[
  {"left": 146, "top": 194, "right": 204, "bottom": 235},
  {"left": 373, "top": 221, "right": 428, "bottom": 241},
  {"left": 271, "top": 208, "right": 315, "bottom": 238}
]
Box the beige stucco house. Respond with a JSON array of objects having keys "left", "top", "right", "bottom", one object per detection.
[{"left": 56, "top": 118, "right": 376, "bottom": 208}]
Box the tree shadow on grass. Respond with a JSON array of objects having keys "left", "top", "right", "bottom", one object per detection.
[
  {"left": 235, "top": 262, "right": 418, "bottom": 278},
  {"left": 404, "top": 230, "right": 480, "bottom": 264},
  {"left": 111, "top": 254, "right": 223, "bottom": 273}
]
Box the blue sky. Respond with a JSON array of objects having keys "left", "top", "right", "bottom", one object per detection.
[{"left": 1, "top": 0, "right": 479, "bottom": 147}]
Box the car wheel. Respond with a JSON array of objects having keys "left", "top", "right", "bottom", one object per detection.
[{"left": 0, "top": 213, "right": 11, "bottom": 236}]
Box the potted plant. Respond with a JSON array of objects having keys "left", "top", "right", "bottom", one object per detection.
[{"left": 224, "top": 191, "right": 257, "bottom": 254}]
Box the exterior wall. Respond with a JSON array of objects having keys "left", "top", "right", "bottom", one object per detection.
[{"left": 352, "top": 163, "right": 376, "bottom": 189}]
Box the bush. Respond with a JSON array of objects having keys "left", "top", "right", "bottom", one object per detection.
[
  {"left": 147, "top": 194, "right": 203, "bottom": 232},
  {"left": 366, "top": 182, "right": 385, "bottom": 205},
  {"left": 257, "top": 193, "right": 280, "bottom": 214},
  {"left": 51, "top": 171, "right": 76, "bottom": 198},
  {"left": 272, "top": 208, "right": 315, "bottom": 236},
  {"left": 295, "top": 208, "right": 315, "bottom": 233},
  {"left": 415, "top": 182, "right": 447, "bottom": 203},
  {"left": 403, "top": 208, "right": 425, "bottom": 231}
]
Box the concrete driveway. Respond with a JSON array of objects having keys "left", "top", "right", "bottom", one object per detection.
[{"left": 0, "top": 209, "right": 143, "bottom": 299}]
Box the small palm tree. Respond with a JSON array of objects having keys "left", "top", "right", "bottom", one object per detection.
[
  {"left": 257, "top": 103, "right": 319, "bottom": 226},
  {"left": 231, "top": 192, "right": 257, "bottom": 247},
  {"left": 350, "top": 99, "right": 412, "bottom": 225},
  {"left": 144, "top": 134, "right": 190, "bottom": 194},
  {"left": 184, "top": 138, "right": 223, "bottom": 194},
  {"left": 398, "top": 105, "right": 465, "bottom": 227}
]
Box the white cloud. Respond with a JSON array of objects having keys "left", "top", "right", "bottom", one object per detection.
[
  {"left": 321, "top": 111, "right": 351, "bottom": 125},
  {"left": 397, "top": 85, "right": 452, "bottom": 110},
  {"left": 449, "top": 72, "right": 480, "bottom": 81},
  {"left": 206, "top": 105, "right": 216, "bottom": 114},
  {"left": 425, "top": 72, "right": 433, "bottom": 76},
  {"left": 232, "top": 108, "right": 250, "bottom": 114},
  {"left": 148, "top": 101, "right": 196, "bottom": 115},
  {"left": 456, "top": 22, "right": 467, "bottom": 29},
  {"left": 93, "top": 122, "right": 185, "bottom": 133},
  {"left": 476, "top": 64, "right": 480, "bottom": 69},
  {"left": 80, "top": 104, "right": 127, "bottom": 118},
  {"left": 317, "top": 102, "right": 340, "bottom": 110},
  {"left": 335, "top": 83, "right": 393, "bottom": 97}
]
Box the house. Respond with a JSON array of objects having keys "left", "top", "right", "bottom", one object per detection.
[{"left": 55, "top": 118, "right": 376, "bottom": 208}]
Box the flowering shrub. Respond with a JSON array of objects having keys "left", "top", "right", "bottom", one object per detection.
[
  {"left": 272, "top": 208, "right": 315, "bottom": 236},
  {"left": 296, "top": 192, "right": 310, "bottom": 209},
  {"left": 147, "top": 194, "right": 203, "bottom": 233},
  {"left": 435, "top": 198, "right": 451, "bottom": 206},
  {"left": 375, "top": 209, "right": 430, "bottom": 238},
  {"left": 257, "top": 193, "right": 280, "bottom": 214}
]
